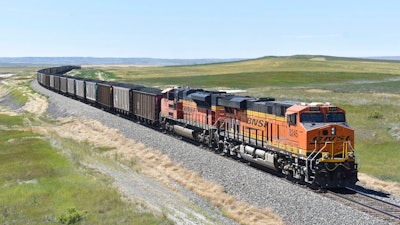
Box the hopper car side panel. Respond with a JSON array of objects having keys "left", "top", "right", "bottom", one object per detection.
[
  {"left": 75, "top": 79, "right": 86, "bottom": 100},
  {"left": 113, "top": 86, "right": 131, "bottom": 114},
  {"left": 44, "top": 74, "right": 50, "bottom": 88},
  {"left": 132, "top": 89, "right": 162, "bottom": 123},
  {"left": 97, "top": 82, "right": 113, "bottom": 109},
  {"left": 54, "top": 76, "right": 61, "bottom": 92},
  {"left": 85, "top": 81, "right": 97, "bottom": 103},
  {"left": 60, "top": 77, "right": 68, "bottom": 93},
  {"left": 67, "top": 77, "right": 75, "bottom": 96},
  {"left": 49, "top": 75, "right": 55, "bottom": 89}
]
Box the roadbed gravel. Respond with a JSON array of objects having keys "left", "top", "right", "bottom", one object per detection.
[{"left": 32, "top": 80, "right": 391, "bottom": 225}]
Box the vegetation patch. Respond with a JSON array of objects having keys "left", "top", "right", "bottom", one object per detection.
[
  {"left": 58, "top": 208, "right": 85, "bottom": 225},
  {"left": 0, "top": 80, "right": 173, "bottom": 225},
  {"left": 73, "top": 68, "right": 118, "bottom": 80},
  {"left": 0, "top": 129, "right": 172, "bottom": 224},
  {"left": 0, "top": 114, "right": 24, "bottom": 127},
  {"left": 7, "top": 88, "right": 29, "bottom": 106},
  {"left": 128, "top": 71, "right": 396, "bottom": 89}
]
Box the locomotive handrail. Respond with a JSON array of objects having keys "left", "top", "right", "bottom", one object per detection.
[
  {"left": 305, "top": 141, "right": 329, "bottom": 175},
  {"left": 307, "top": 140, "right": 319, "bottom": 162},
  {"left": 213, "top": 117, "right": 225, "bottom": 129},
  {"left": 310, "top": 141, "right": 330, "bottom": 162}
]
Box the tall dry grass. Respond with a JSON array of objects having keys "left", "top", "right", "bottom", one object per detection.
[{"left": 32, "top": 117, "right": 284, "bottom": 225}]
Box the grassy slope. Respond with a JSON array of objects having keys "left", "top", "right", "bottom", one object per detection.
[
  {"left": 0, "top": 70, "right": 172, "bottom": 224},
  {"left": 83, "top": 56, "right": 400, "bottom": 182}
]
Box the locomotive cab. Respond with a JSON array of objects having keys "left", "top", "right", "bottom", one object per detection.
[{"left": 286, "top": 103, "right": 358, "bottom": 187}]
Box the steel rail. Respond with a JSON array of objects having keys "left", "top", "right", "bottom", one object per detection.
[{"left": 328, "top": 187, "right": 400, "bottom": 223}]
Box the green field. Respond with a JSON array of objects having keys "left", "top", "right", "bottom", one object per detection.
[
  {"left": 0, "top": 69, "right": 172, "bottom": 224},
  {"left": 80, "top": 55, "right": 400, "bottom": 182},
  {"left": 0, "top": 113, "right": 172, "bottom": 225}
]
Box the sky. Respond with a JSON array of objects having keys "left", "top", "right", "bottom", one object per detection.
[{"left": 1, "top": 0, "right": 399, "bottom": 59}]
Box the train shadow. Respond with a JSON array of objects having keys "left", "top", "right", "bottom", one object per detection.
[{"left": 348, "top": 184, "right": 391, "bottom": 198}]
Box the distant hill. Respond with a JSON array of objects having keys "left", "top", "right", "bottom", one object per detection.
[
  {"left": 366, "top": 56, "right": 400, "bottom": 61},
  {"left": 1, "top": 55, "right": 399, "bottom": 67},
  {"left": 286, "top": 55, "right": 400, "bottom": 62},
  {"left": 0, "top": 57, "right": 244, "bottom": 66}
]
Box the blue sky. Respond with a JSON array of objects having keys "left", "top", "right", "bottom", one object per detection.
[{"left": 1, "top": 0, "right": 399, "bottom": 58}]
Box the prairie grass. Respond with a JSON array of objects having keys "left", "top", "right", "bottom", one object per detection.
[
  {"left": 0, "top": 113, "right": 24, "bottom": 127},
  {"left": 0, "top": 112, "right": 171, "bottom": 224},
  {"left": 121, "top": 71, "right": 397, "bottom": 89},
  {"left": 71, "top": 68, "right": 118, "bottom": 80},
  {"left": 7, "top": 88, "right": 29, "bottom": 105},
  {"left": 103, "top": 56, "right": 400, "bottom": 80}
]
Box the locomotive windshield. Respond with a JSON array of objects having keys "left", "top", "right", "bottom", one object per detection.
[
  {"left": 300, "top": 113, "right": 324, "bottom": 123},
  {"left": 326, "top": 113, "right": 346, "bottom": 122}
]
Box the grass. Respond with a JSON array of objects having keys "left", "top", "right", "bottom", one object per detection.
[
  {"left": 123, "top": 71, "right": 397, "bottom": 89},
  {"left": 71, "top": 68, "right": 118, "bottom": 81},
  {"left": 0, "top": 109, "right": 172, "bottom": 224},
  {"left": 0, "top": 114, "right": 24, "bottom": 127},
  {"left": 357, "top": 142, "right": 400, "bottom": 181},
  {"left": 102, "top": 56, "right": 400, "bottom": 80},
  {"left": 7, "top": 88, "right": 29, "bottom": 105},
  {"left": 0, "top": 129, "right": 172, "bottom": 224}
]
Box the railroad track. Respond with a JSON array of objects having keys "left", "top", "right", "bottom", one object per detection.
[
  {"left": 219, "top": 155, "right": 400, "bottom": 224},
  {"left": 326, "top": 186, "right": 400, "bottom": 224},
  {"left": 219, "top": 152, "right": 400, "bottom": 224}
]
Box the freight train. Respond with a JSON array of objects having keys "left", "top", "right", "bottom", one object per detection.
[{"left": 37, "top": 66, "right": 358, "bottom": 188}]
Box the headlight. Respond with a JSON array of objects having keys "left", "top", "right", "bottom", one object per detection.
[
  {"left": 349, "top": 152, "right": 355, "bottom": 158},
  {"left": 324, "top": 153, "right": 330, "bottom": 159}
]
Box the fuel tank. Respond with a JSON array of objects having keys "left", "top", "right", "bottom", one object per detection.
[
  {"left": 173, "top": 125, "right": 196, "bottom": 140},
  {"left": 239, "top": 145, "right": 278, "bottom": 171}
]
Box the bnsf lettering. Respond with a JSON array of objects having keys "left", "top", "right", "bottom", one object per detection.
[
  {"left": 247, "top": 118, "right": 265, "bottom": 127},
  {"left": 183, "top": 106, "right": 196, "bottom": 113},
  {"left": 310, "top": 136, "right": 351, "bottom": 144}
]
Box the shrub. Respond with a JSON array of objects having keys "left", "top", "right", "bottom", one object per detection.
[
  {"left": 368, "top": 111, "right": 383, "bottom": 119},
  {"left": 58, "top": 208, "right": 84, "bottom": 225}
]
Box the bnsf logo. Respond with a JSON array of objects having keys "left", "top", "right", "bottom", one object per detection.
[
  {"left": 247, "top": 118, "right": 265, "bottom": 127},
  {"left": 310, "top": 136, "right": 351, "bottom": 144},
  {"left": 183, "top": 106, "right": 196, "bottom": 113}
]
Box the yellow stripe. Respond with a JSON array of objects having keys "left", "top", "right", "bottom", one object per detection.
[
  {"left": 246, "top": 110, "right": 285, "bottom": 121},
  {"left": 182, "top": 100, "right": 197, "bottom": 106},
  {"left": 212, "top": 106, "right": 225, "bottom": 111}
]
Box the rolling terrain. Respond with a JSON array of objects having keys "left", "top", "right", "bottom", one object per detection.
[{"left": 1, "top": 55, "right": 400, "bottom": 224}]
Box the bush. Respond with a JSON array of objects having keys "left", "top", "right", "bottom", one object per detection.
[
  {"left": 368, "top": 111, "right": 383, "bottom": 119},
  {"left": 58, "top": 208, "right": 84, "bottom": 225}
]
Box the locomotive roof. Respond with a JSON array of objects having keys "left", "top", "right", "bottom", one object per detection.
[{"left": 188, "top": 90, "right": 227, "bottom": 108}]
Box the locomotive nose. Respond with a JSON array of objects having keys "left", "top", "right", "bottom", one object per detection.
[{"left": 313, "top": 124, "right": 355, "bottom": 161}]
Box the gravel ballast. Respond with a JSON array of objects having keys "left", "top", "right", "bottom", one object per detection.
[{"left": 32, "top": 80, "right": 390, "bottom": 225}]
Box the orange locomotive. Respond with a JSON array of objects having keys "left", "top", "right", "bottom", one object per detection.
[{"left": 160, "top": 87, "right": 358, "bottom": 188}]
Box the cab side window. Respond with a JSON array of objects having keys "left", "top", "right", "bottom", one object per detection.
[{"left": 287, "top": 113, "right": 297, "bottom": 125}]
